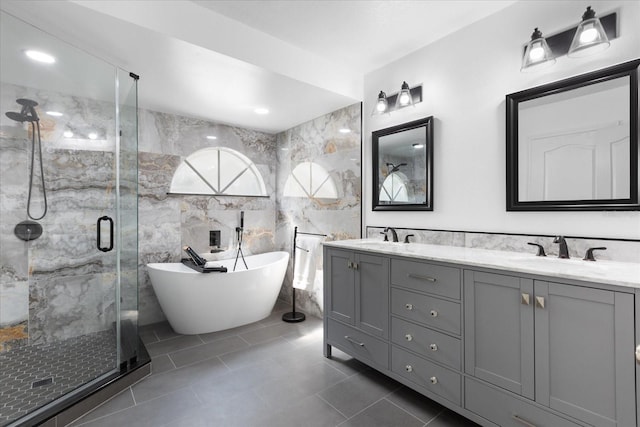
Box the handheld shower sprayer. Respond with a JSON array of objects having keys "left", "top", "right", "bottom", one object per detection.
[{"left": 6, "top": 98, "right": 48, "bottom": 227}]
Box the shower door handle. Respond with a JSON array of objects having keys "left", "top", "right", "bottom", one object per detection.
[{"left": 97, "top": 216, "right": 114, "bottom": 252}]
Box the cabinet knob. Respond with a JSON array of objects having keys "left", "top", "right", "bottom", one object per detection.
[
  {"left": 430, "top": 376, "right": 438, "bottom": 384},
  {"left": 635, "top": 345, "right": 640, "bottom": 363},
  {"left": 430, "top": 343, "right": 438, "bottom": 351},
  {"left": 535, "top": 296, "right": 545, "bottom": 309},
  {"left": 405, "top": 334, "right": 413, "bottom": 342},
  {"left": 405, "top": 303, "right": 413, "bottom": 311},
  {"left": 521, "top": 293, "right": 530, "bottom": 305},
  {"left": 430, "top": 310, "right": 438, "bottom": 317},
  {"left": 405, "top": 365, "right": 413, "bottom": 372}
]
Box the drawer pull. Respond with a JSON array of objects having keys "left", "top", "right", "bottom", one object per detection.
[
  {"left": 430, "top": 376, "right": 438, "bottom": 384},
  {"left": 344, "top": 335, "right": 364, "bottom": 347},
  {"left": 635, "top": 345, "right": 640, "bottom": 362},
  {"left": 407, "top": 273, "right": 436, "bottom": 283},
  {"left": 405, "top": 365, "right": 413, "bottom": 372},
  {"left": 429, "top": 343, "right": 438, "bottom": 351},
  {"left": 405, "top": 303, "right": 413, "bottom": 311},
  {"left": 430, "top": 310, "right": 438, "bottom": 317},
  {"left": 405, "top": 334, "right": 413, "bottom": 342},
  {"left": 512, "top": 414, "right": 537, "bottom": 427}
]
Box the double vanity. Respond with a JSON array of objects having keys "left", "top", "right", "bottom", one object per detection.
[{"left": 323, "top": 239, "right": 640, "bottom": 427}]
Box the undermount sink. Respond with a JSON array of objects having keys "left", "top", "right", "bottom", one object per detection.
[{"left": 349, "top": 240, "right": 406, "bottom": 248}]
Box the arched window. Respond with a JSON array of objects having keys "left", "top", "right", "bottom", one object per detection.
[
  {"left": 283, "top": 161, "right": 338, "bottom": 199},
  {"left": 379, "top": 172, "right": 409, "bottom": 202},
  {"left": 170, "top": 147, "right": 267, "bottom": 196}
]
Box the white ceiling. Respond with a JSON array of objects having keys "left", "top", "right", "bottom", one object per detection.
[{"left": 1, "top": 0, "right": 516, "bottom": 133}]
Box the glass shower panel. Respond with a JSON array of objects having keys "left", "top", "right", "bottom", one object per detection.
[
  {"left": 0, "top": 11, "right": 134, "bottom": 425},
  {"left": 118, "top": 69, "right": 139, "bottom": 367}
]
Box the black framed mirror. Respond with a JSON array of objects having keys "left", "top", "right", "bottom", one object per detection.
[
  {"left": 506, "top": 58, "right": 639, "bottom": 211},
  {"left": 372, "top": 116, "right": 433, "bottom": 211}
]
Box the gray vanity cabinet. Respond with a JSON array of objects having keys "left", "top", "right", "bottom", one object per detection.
[
  {"left": 464, "top": 271, "right": 535, "bottom": 399},
  {"left": 464, "top": 270, "right": 636, "bottom": 427},
  {"left": 534, "top": 281, "right": 636, "bottom": 427},
  {"left": 324, "top": 247, "right": 390, "bottom": 368}
]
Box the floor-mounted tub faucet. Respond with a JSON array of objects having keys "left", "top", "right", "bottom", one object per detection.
[{"left": 553, "top": 235, "right": 570, "bottom": 259}]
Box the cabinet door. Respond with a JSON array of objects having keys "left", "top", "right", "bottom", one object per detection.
[
  {"left": 325, "top": 248, "right": 355, "bottom": 325},
  {"left": 534, "top": 282, "right": 635, "bottom": 427},
  {"left": 464, "top": 271, "right": 534, "bottom": 399},
  {"left": 355, "top": 253, "right": 389, "bottom": 338}
]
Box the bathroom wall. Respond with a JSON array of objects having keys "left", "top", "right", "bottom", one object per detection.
[
  {"left": 137, "top": 110, "right": 277, "bottom": 325},
  {"left": 0, "top": 82, "right": 119, "bottom": 349},
  {"left": 275, "top": 103, "right": 362, "bottom": 318},
  {"left": 364, "top": 0, "right": 640, "bottom": 242}
]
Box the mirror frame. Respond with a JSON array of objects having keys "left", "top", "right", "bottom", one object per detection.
[
  {"left": 372, "top": 116, "right": 433, "bottom": 211},
  {"left": 506, "top": 58, "right": 640, "bottom": 211}
]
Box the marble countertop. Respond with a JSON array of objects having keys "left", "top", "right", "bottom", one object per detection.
[{"left": 324, "top": 239, "right": 640, "bottom": 289}]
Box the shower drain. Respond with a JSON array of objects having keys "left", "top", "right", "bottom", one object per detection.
[{"left": 31, "top": 377, "right": 53, "bottom": 388}]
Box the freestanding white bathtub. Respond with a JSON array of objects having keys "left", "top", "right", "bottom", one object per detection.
[{"left": 147, "top": 251, "right": 289, "bottom": 335}]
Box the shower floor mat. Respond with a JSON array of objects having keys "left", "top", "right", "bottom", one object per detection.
[{"left": 0, "top": 329, "right": 117, "bottom": 426}]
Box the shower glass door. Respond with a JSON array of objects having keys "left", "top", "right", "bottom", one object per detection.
[{"left": 0, "top": 11, "right": 137, "bottom": 426}]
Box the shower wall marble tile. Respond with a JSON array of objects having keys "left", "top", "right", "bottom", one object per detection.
[
  {"left": 1, "top": 82, "right": 118, "bottom": 346},
  {"left": 276, "top": 103, "right": 362, "bottom": 319},
  {"left": 137, "top": 110, "right": 277, "bottom": 325}
]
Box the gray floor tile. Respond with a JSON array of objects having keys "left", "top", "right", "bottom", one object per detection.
[
  {"left": 169, "top": 335, "right": 249, "bottom": 368},
  {"left": 150, "top": 354, "right": 175, "bottom": 375},
  {"left": 169, "top": 389, "right": 273, "bottom": 427},
  {"left": 150, "top": 321, "right": 181, "bottom": 341},
  {"left": 219, "top": 337, "right": 296, "bottom": 371},
  {"left": 197, "top": 321, "right": 265, "bottom": 343},
  {"left": 386, "top": 386, "right": 445, "bottom": 423},
  {"left": 428, "top": 409, "right": 482, "bottom": 426},
  {"left": 132, "top": 356, "right": 227, "bottom": 403},
  {"left": 340, "top": 398, "right": 424, "bottom": 427},
  {"left": 74, "top": 387, "right": 201, "bottom": 427},
  {"left": 145, "top": 334, "right": 203, "bottom": 357},
  {"left": 259, "top": 394, "right": 346, "bottom": 427},
  {"left": 67, "top": 308, "right": 484, "bottom": 427},
  {"left": 318, "top": 369, "right": 402, "bottom": 418},
  {"left": 138, "top": 329, "right": 158, "bottom": 345},
  {"left": 68, "top": 388, "right": 135, "bottom": 425}
]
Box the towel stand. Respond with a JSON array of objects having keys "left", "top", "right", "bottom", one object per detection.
[{"left": 282, "top": 226, "right": 327, "bottom": 323}]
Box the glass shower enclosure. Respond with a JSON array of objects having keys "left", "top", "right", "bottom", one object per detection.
[{"left": 0, "top": 11, "right": 140, "bottom": 426}]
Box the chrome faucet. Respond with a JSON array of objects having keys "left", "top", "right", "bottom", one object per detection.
[
  {"left": 553, "top": 236, "right": 570, "bottom": 259},
  {"left": 384, "top": 227, "right": 399, "bottom": 242}
]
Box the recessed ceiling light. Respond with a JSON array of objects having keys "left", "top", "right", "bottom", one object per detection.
[
  {"left": 339, "top": 128, "right": 351, "bottom": 134},
  {"left": 412, "top": 143, "right": 425, "bottom": 148},
  {"left": 88, "top": 132, "right": 98, "bottom": 140},
  {"left": 46, "top": 111, "right": 63, "bottom": 117},
  {"left": 206, "top": 135, "right": 217, "bottom": 140},
  {"left": 254, "top": 108, "right": 269, "bottom": 115},
  {"left": 63, "top": 130, "right": 73, "bottom": 138},
  {"left": 25, "top": 50, "right": 55, "bottom": 64}
]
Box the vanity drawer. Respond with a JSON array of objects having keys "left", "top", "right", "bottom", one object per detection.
[
  {"left": 465, "top": 377, "right": 581, "bottom": 427},
  {"left": 391, "top": 317, "right": 461, "bottom": 370},
  {"left": 392, "top": 346, "right": 461, "bottom": 405},
  {"left": 391, "top": 288, "right": 461, "bottom": 335},
  {"left": 326, "top": 318, "right": 389, "bottom": 369},
  {"left": 391, "top": 259, "right": 460, "bottom": 300}
]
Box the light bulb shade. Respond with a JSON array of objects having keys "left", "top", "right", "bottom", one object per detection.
[
  {"left": 371, "top": 91, "right": 389, "bottom": 116},
  {"left": 395, "top": 81, "right": 414, "bottom": 109},
  {"left": 568, "top": 7, "right": 610, "bottom": 58},
  {"left": 521, "top": 28, "right": 555, "bottom": 72}
]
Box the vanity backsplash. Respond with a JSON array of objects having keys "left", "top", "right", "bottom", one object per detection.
[{"left": 366, "top": 226, "right": 640, "bottom": 264}]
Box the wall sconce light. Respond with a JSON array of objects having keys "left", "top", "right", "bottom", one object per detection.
[
  {"left": 520, "top": 6, "right": 616, "bottom": 72},
  {"left": 371, "top": 82, "right": 422, "bottom": 116}
]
